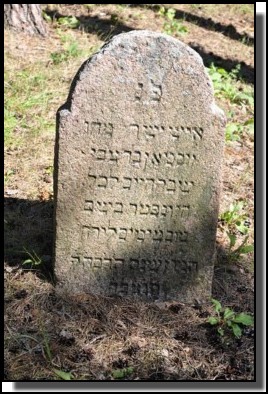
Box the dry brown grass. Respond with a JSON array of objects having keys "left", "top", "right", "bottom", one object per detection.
[{"left": 4, "top": 261, "right": 254, "bottom": 380}]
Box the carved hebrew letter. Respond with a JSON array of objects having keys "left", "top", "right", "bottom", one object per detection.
[
  {"left": 109, "top": 176, "right": 119, "bottom": 188},
  {"left": 150, "top": 260, "right": 162, "bottom": 273},
  {"left": 179, "top": 231, "right": 188, "bottom": 242},
  {"left": 130, "top": 259, "right": 139, "bottom": 270},
  {"left": 165, "top": 231, "right": 173, "bottom": 242},
  {"left": 98, "top": 176, "right": 108, "bottom": 188},
  {"left": 179, "top": 181, "right": 194, "bottom": 193},
  {"left": 140, "top": 204, "right": 150, "bottom": 215},
  {"left": 151, "top": 204, "right": 159, "bottom": 216},
  {"left": 71, "top": 256, "right": 80, "bottom": 266},
  {"left": 118, "top": 228, "right": 127, "bottom": 241},
  {"left": 91, "top": 121, "right": 101, "bottom": 135},
  {"left": 93, "top": 257, "right": 102, "bottom": 270},
  {"left": 129, "top": 124, "right": 139, "bottom": 138},
  {"left": 103, "top": 122, "right": 113, "bottom": 137},
  {"left": 110, "top": 150, "right": 119, "bottom": 163},
  {"left": 135, "top": 83, "right": 143, "bottom": 101},
  {"left": 166, "top": 179, "right": 176, "bottom": 193},
  {"left": 150, "top": 79, "right": 162, "bottom": 102},
  {"left": 132, "top": 151, "right": 141, "bottom": 165},
  {"left": 136, "top": 229, "right": 146, "bottom": 242},
  {"left": 96, "top": 149, "right": 106, "bottom": 160},
  {"left": 114, "top": 202, "right": 123, "bottom": 214},
  {"left": 176, "top": 153, "right": 184, "bottom": 165},
  {"left": 192, "top": 127, "right": 204, "bottom": 140},
  {"left": 157, "top": 178, "right": 166, "bottom": 191},
  {"left": 88, "top": 174, "right": 96, "bottom": 185},
  {"left": 84, "top": 200, "right": 93, "bottom": 211},
  {"left": 153, "top": 230, "right": 163, "bottom": 242},
  {"left": 97, "top": 201, "right": 108, "bottom": 214},
  {"left": 107, "top": 227, "right": 117, "bottom": 238},
  {"left": 122, "top": 177, "right": 132, "bottom": 190},
  {"left": 166, "top": 152, "right": 175, "bottom": 166},
  {"left": 130, "top": 203, "right": 138, "bottom": 214},
  {"left": 91, "top": 227, "right": 100, "bottom": 238},
  {"left": 152, "top": 152, "right": 161, "bottom": 166},
  {"left": 145, "top": 178, "right": 154, "bottom": 191}
]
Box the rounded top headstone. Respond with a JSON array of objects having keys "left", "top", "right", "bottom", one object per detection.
[{"left": 54, "top": 30, "right": 226, "bottom": 302}]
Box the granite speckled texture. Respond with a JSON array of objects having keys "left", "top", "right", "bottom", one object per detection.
[{"left": 54, "top": 31, "right": 226, "bottom": 302}]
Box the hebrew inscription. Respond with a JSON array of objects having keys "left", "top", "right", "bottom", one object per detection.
[
  {"left": 54, "top": 31, "right": 225, "bottom": 302},
  {"left": 90, "top": 148, "right": 197, "bottom": 169},
  {"left": 86, "top": 121, "right": 204, "bottom": 141},
  {"left": 88, "top": 173, "right": 194, "bottom": 193},
  {"left": 83, "top": 200, "right": 190, "bottom": 218},
  {"left": 82, "top": 226, "right": 188, "bottom": 243}
]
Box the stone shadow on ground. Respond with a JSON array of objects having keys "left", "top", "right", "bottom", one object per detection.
[
  {"left": 189, "top": 43, "right": 254, "bottom": 84},
  {"left": 4, "top": 197, "right": 254, "bottom": 381},
  {"left": 4, "top": 195, "right": 253, "bottom": 311},
  {"left": 213, "top": 244, "right": 254, "bottom": 313},
  {"left": 4, "top": 197, "right": 54, "bottom": 281},
  {"left": 44, "top": 6, "right": 254, "bottom": 84},
  {"left": 130, "top": 4, "right": 254, "bottom": 47},
  {"left": 43, "top": 8, "right": 134, "bottom": 39},
  {"left": 130, "top": 4, "right": 254, "bottom": 84}
]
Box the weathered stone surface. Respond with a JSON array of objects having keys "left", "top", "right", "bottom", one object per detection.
[{"left": 54, "top": 30, "right": 226, "bottom": 302}]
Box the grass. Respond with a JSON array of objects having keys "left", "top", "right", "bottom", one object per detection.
[
  {"left": 207, "top": 64, "right": 254, "bottom": 107},
  {"left": 22, "top": 248, "right": 42, "bottom": 268},
  {"left": 220, "top": 201, "right": 250, "bottom": 235},
  {"left": 232, "top": 4, "right": 255, "bottom": 15},
  {"left": 207, "top": 63, "right": 254, "bottom": 145},
  {"left": 4, "top": 107, "right": 18, "bottom": 146},
  {"left": 4, "top": 168, "right": 16, "bottom": 185},
  {"left": 208, "top": 298, "right": 254, "bottom": 339},
  {"left": 4, "top": 67, "right": 56, "bottom": 146},
  {"left": 4, "top": 28, "right": 102, "bottom": 151},
  {"left": 159, "top": 6, "right": 188, "bottom": 36},
  {"left": 225, "top": 118, "right": 254, "bottom": 143},
  {"left": 185, "top": 4, "right": 254, "bottom": 17},
  {"left": 4, "top": 26, "right": 102, "bottom": 200},
  {"left": 50, "top": 40, "right": 82, "bottom": 64}
]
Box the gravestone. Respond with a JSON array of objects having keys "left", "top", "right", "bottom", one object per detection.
[{"left": 54, "top": 30, "right": 225, "bottom": 302}]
